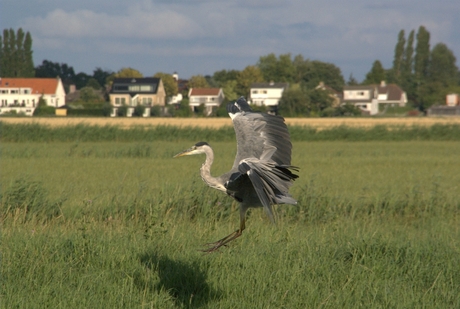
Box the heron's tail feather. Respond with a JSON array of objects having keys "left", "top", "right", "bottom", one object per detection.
[{"left": 238, "top": 159, "right": 298, "bottom": 220}]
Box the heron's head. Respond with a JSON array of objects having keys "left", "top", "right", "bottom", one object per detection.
[{"left": 173, "top": 141, "right": 210, "bottom": 158}]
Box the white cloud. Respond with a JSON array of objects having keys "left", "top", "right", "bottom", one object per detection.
[{"left": 23, "top": 7, "right": 203, "bottom": 39}]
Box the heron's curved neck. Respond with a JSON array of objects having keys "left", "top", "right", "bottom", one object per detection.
[{"left": 200, "top": 145, "right": 226, "bottom": 192}]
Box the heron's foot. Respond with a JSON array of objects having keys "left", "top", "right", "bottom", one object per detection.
[{"left": 201, "top": 229, "right": 243, "bottom": 253}]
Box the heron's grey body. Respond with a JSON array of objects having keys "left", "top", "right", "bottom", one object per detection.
[{"left": 174, "top": 97, "right": 298, "bottom": 252}]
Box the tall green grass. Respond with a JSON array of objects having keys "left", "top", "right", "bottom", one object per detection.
[
  {"left": 2, "top": 121, "right": 460, "bottom": 142},
  {"left": 2, "top": 141, "right": 459, "bottom": 308}
]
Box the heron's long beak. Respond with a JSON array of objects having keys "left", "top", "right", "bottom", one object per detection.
[{"left": 173, "top": 147, "right": 194, "bottom": 158}]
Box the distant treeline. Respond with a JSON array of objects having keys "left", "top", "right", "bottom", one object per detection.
[{"left": 2, "top": 122, "right": 460, "bottom": 143}]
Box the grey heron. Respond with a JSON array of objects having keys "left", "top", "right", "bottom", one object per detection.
[{"left": 174, "top": 97, "right": 298, "bottom": 252}]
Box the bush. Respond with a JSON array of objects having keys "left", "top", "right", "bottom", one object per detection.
[{"left": 133, "top": 105, "right": 145, "bottom": 117}]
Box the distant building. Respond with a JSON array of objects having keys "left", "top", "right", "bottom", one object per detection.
[
  {"left": 427, "top": 93, "right": 460, "bottom": 116},
  {"left": 315, "top": 82, "right": 342, "bottom": 107},
  {"left": 109, "top": 77, "right": 166, "bottom": 117},
  {"left": 0, "top": 77, "right": 66, "bottom": 116},
  {"left": 446, "top": 93, "right": 459, "bottom": 106},
  {"left": 249, "top": 81, "right": 289, "bottom": 113},
  {"left": 343, "top": 81, "right": 407, "bottom": 115},
  {"left": 188, "top": 88, "right": 224, "bottom": 115}
]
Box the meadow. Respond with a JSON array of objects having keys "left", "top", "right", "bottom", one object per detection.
[{"left": 1, "top": 123, "right": 460, "bottom": 308}]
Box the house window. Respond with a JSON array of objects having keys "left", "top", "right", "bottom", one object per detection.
[
  {"left": 114, "top": 85, "right": 128, "bottom": 91},
  {"left": 263, "top": 90, "right": 267, "bottom": 94},
  {"left": 121, "top": 98, "right": 126, "bottom": 104},
  {"left": 147, "top": 98, "right": 152, "bottom": 104},
  {"left": 11, "top": 90, "right": 18, "bottom": 94},
  {"left": 1, "top": 90, "right": 8, "bottom": 94},
  {"left": 115, "top": 98, "right": 120, "bottom": 104},
  {"left": 252, "top": 90, "right": 258, "bottom": 94},
  {"left": 139, "top": 85, "right": 153, "bottom": 92}
]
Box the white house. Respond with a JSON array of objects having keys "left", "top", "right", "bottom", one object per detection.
[
  {"left": 0, "top": 77, "right": 66, "bottom": 116},
  {"left": 249, "top": 82, "right": 289, "bottom": 113},
  {"left": 343, "top": 81, "right": 407, "bottom": 115},
  {"left": 188, "top": 88, "right": 224, "bottom": 115}
]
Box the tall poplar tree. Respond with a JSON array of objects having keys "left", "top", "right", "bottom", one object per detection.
[
  {"left": 392, "top": 30, "right": 405, "bottom": 83},
  {"left": 15, "top": 28, "right": 25, "bottom": 76},
  {"left": 2, "top": 29, "right": 12, "bottom": 76},
  {"left": 414, "top": 26, "right": 430, "bottom": 81},
  {"left": 414, "top": 26, "right": 431, "bottom": 108},
  {"left": 8, "top": 29, "right": 17, "bottom": 76},
  {"left": 0, "top": 28, "right": 34, "bottom": 77},
  {"left": 23, "top": 32, "right": 35, "bottom": 77},
  {"left": 401, "top": 30, "right": 416, "bottom": 102}
]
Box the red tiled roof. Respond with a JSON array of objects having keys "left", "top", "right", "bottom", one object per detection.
[
  {"left": 0, "top": 78, "right": 59, "bottom": 94},
  {"left": 189, "top": 88, "right": 221, "bottom": 96}
]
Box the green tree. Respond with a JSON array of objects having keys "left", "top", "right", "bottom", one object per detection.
[
  {"left": 278, "top": 87, "right": 310, "bottom": 117},
  {"left": 106, "top": 67, "right": 143, "bottom": 86},
  {"left": 23, "top": 32, "right": 34, "bottom": 77},
  {"left": 79, "top": 86, "right": 99, "bottom": 102},
  {"left": 236, "top": 65, "right": 264, "bottom": 97},
  {"left": 428, "top": 43, "right": 458, "bottom": 87},
  {"left": 363, "top": 60, "right": 385, "bottom": 85},
  {"left": 301, "top": 60, "right": 345, "bottom": 91},
  {"left": 14, "top": 28, "right": 25, "bottom": 77},
  {"left": 414, "top": 26, "right": 431, "bottom": 83},
  {"left": 86, "top": 77, "right": 101, "bottom": 90},
  {"left": 74, "top": 72, "right": 90, "bottom": 89},
  {"left": 8, "top": 29, "right": 17, "bottom": 76},
  {"left": 257, "top": 53, "right": 296, "bottom": 83},
  {"left": 154, "top": 72, "right": 178, "bottom": 98},
  {"left": 347, "top": 74, "right": 359, "bottom": 85},
  {"left": 187, "top": 75, "right": 209, "bottom": 88},
  {"left": 414, "top": 26, "right": 430, "bottom": 108},
  {"left": 257, "top": 53, "right": 278, "bottom": 82},
  {"left": 35, "top": 60, "right": 76, "bottom": 84},
  {"left": 1, "top": 30, "right": 11, "bottom": 76},
  {"left": 401, "top": 30, "right": 416, "bottom": 103},
  {"left": 222, "top": 80, "right": 238, "bottom": 102},
  {"left": 92, "top": 67, "right": 112, "bottom": 88},
  {"left": 212, "top": 69, "right": 239, "bottom": 86},
  {"left": 293, "top": 54, "right": 309, "bottom": 83},
  {"left": 0, "top": 28, "right": 33, "bottom": 77},
  {"left": 308, "top": 88, "right": 334, "bottom": 114},
  {"left": 392, "top": 30, "right": 406, "bottom": 83}
]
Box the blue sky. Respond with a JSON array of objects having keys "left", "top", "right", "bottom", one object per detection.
[{"left": 1, "top": 0, "right": 459, "bottom": 82}]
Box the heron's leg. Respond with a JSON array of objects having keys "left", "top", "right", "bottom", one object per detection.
[{"left": 201, "top": 209, "right": 247, "bottom": 253}]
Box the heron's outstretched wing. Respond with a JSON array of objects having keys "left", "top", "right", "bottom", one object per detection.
[
  {"left": 225, "top": 97, "right": 298, "bottom": 220},
  {"left": 227, "top": 97, "right": 293, "bottom": 169}
]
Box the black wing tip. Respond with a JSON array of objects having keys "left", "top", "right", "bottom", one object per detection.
[{"left": 227, "top": 96, "right": 252, "bottom": 114}]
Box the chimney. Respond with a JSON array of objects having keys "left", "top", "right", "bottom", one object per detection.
[{"left": 380, "top": 80, "right": 386, "bottom": 87}]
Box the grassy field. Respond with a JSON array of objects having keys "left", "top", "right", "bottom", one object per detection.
[{"left": 2, "top": 127, "right": 460, "bottom": 307}]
